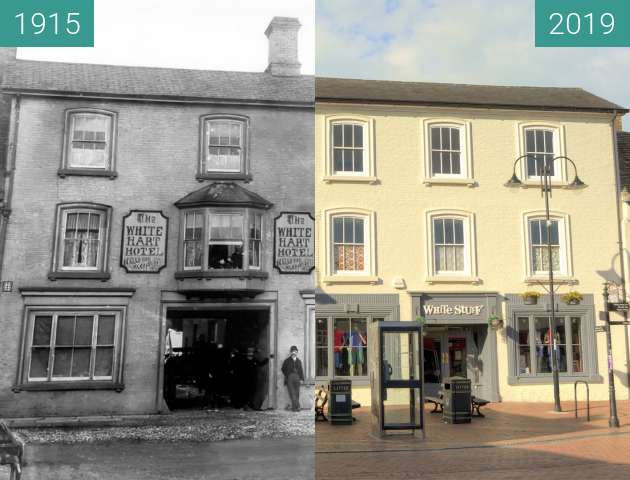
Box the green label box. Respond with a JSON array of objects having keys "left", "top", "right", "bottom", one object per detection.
[
  {"left": 0, "top": 0, "right": 94, "bottom": 47},
  {"left": 536, "top": 0, "right": 630, "bottom": 47}
]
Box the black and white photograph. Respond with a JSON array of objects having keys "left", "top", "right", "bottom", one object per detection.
[{"left": 0, "top": 1, "right": 315, "bottom": 478}]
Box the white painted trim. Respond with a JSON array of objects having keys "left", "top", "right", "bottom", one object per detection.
[
  {"left": 421, "top": 118, "right": 473, "bottom": 183},
  {"left": 521, "top": 210, "right": 573, "bottom": 279},
  {"left": 515, "top": 121, "right": 567, "bottom": 184},
  {"left": 322, "top": 114, "right": 376, "bottom": 180}
]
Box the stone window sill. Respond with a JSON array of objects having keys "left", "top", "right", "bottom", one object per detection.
[
  {"left": 322, "top": 175, "right": 378, "bottom": 185},
  {"left": 175, "top": 270, "right": 269, "bottom": 280},
  {"left": 507, "top": 374, "right": 602, "bottom": 386},
  {"left": 13, "top": 381, "right": 125, "bottom": 392},
  {"left": 196, "top": 173, "right": 251, "bottom": 182},
  {"left": 322, "top": 275, "right": 379, "bottom": 285},
  {"left": 58, "top": 168, "right": 117, "bottom": 179},
  {"left": 423, "top": 178, "right": 476, "bottom": 187},
  {"left": 524, "top": 277, "right": 578, "bottom": 286},
  {"left": 48, "top": 271, "right": 111, "bottom": 281},
  {"left": 426, "top": 276, "right": 481, "bottom": 285}
]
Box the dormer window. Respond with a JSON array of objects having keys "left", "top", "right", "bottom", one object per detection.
[{"left": 198, "top": 115, "right": 250, "bottom": 181}]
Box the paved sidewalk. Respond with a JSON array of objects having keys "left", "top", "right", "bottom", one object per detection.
[{"left": 316, "top": 400, "right": 630, "bottom": 479}]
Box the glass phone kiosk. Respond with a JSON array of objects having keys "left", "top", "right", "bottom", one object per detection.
[{"left": 368, "top": 321, "right": 424, "bottom": 438}]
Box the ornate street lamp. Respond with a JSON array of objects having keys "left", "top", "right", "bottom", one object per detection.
[{"left": 506, "top": 154, "right": 585, "bottom": 412}]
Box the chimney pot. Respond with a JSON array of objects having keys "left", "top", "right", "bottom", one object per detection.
[{"left": 265, "top": 17, "right": 301, "bottom": 77}]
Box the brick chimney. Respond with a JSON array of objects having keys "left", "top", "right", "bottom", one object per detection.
[
  {"left": 265, "top": 17, "right": 301, "bottom": 77},
  {"left": 0, "top": 48, "right": 16, "bottom": 177}
]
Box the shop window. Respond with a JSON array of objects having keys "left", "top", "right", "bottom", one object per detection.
[
  {"left": 425, "top": 210, "right": 477, "bottom": 281},
  {"left": 60, "top": 109, "right": 117, "bottom": 178},
  {"left": 515, "top": 315, "right": 583, "bottom": 377},
  {"left": 316, "top": 316, "right": 372, "bottom": 380},
  {"left": 177, "top": 208, "right": 265, "bottom": 275},
  {"left": 198, "top": 115, "right": 249, "bottom": 180},
  {"left": 523, "top": 212, "right": 571, "bottom": 280},
  {"left": 49, "top": 203, "right": 112, "bottom": 280},
  {"left": 18, "top": 309, "right": 125, "bottom": 390}
]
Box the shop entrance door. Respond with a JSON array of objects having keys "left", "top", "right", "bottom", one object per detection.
[{"left": 423, "top": 329, "right": 468, "bottom": 397}]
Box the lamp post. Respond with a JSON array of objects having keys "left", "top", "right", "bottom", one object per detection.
[
  {"left": 506, "top": 154, "right": 585, "bottom": 413},
  {"left": 602, "top": 283, "right": 620, "bottom": 428}
]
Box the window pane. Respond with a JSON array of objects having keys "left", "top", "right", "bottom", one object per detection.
[
  {"left": 544, "top": 131, "right": 554, "bottom": 153},
  {"left": 530, "top": 220, "right": 541, "bottom": 245},
  {"left": 98, "top": 315, "right": 116, "bottom": 345},
  {"left": 52, "top": 347, "right": 72, "bottom": 377},
  {"left": 316, "top": 318, "right": 328, "bottom": 377},
  {"left": 332, "top": 124, "right": 342, "bottom": 147},
  {"left": 354, "top": 219, "right": 364, "bottom": 244},
  {"left": 343, "top": 124, "right": 353, "bottom": 147},
  {"left": 70, "top": 348, "right": 91, "bottom": 377},
  {"left": 344, "top": 218, "right": 354, "bottom": 243},
  {"left": 526, "top": 130, "right": 536, "bottom": 152},
  {"left": 454, "top": 220, "right": 464, "bottom": 244},
  {"left": 433, "top": 219, "right": 444, "bottom": 244},
  {"left": 431, "top": 151, "right": 441, "bottom": 174},
  {"left": 354, "top": 149, "right": 363, "bottom": 172},
  {"left": 95, "top": 347, "right": 114, "bottom": 377},
  {"left": 571, "top": 317, "right": 583, "bottom": 373},
  {"left": 441, "top": 152, "right": 451, "bottom": 174},
  {"left": 444, "top": 219, "right": 454, "bottom": 244},
  {"left": 451, "top": 128, "right": 460, "bottom": 151},
  {"left": 29, "top": 348, "right": 50, "bottom": 378},
  {"left": 74, "top": 316, "right": 94, "bottom": 346},
  {"left": 534, "top": 317, "right": 552, "bottom": 373},
  {"left": 349, "top": 318, "right": 368, "bottom": 377},
  {"left": 33, "top": 316, "right": 52, "bottom": 346},
  {"left": 56, "top": 316, "right": 75, "bottom": 346},
  {"left": 333, "top": 148, "right": 343, "bottom": 172},
  {"left": 69, "top": 114, "right": 110, "bottom": 169},
  {"left": 431, "top": 127, "right": 441, "bottom": 150},
  {"left": 451, "top": 152, "right": 461, "bottom": 174},
  {"left": 517, "top": 317, "right": 531, "bottom": 375},
  {"left": 441, "top": 127, "right": 451, "bottom": 150},
  {"left": 549, "top": 221, "right": 559, "bottom": 245},
  {"left": 343, "top": 149, "right": 353, "bottom": 171},
  {"left": 333, "top": 218, "right": 343, "bottom": 243},
  {"left": 354, "top": 125, "right": 363, "bottom": 148}
]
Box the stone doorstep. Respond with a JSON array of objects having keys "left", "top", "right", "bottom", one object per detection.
[{"left": 3, "top": 408, "right": 312, "bottom": 429}]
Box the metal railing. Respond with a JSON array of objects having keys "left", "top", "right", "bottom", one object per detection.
[{"left": 574, "top": 380, "right": 590, "bottom": 422}]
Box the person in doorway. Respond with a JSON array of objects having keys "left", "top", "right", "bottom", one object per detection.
[
  {"left": 281, "top": 345, "right": 304, "bottom": 412},
  {"left": 250, "top": 348, "right": 269, "bottom": 410}
]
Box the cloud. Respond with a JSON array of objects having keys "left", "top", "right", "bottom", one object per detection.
[{"left": 317, "top": 0, "right": 630, "bottom": 127}]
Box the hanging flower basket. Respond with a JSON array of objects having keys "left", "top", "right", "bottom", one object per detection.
[
  {"left": 521, "top": 291, "right": 541, "bottom": 305},
  {"left": 487, "top": 315, "right": 503, "bottom": 330},
  {"left": 561, "top": 291, "right": 583, "bottom": 305},
  {"left": 415, "top": 315, "right": 426, "bottom": 334}
]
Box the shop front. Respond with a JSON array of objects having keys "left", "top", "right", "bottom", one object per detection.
[{"left": 411, "top": 292, "right": 501, "bottom": 402}]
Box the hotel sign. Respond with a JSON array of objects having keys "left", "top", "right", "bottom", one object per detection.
[
  {"left": 274, "top": 212, "right": 315, "bottom": 274},
  {"left": 121, "top": 210, "right": 168, "bottom": 273}
]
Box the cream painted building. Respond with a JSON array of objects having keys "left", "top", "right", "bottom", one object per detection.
[{"left": 315, "top": 77, "right": 630, "bottom": 405}]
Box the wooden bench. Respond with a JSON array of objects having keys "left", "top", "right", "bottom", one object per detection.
[
  {"left": 425, "top": 394, "right": 490, "bottom": 418},
  {"left": 315, "top": 387, "right": 328, "bottom": 422},
  {"left": 425, "top": 395, "right": 444, "bottom": 413}
]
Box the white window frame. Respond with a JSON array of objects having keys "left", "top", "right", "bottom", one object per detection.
[
  {"left": 61, "top": 109, "right": 117, "bottom": 176},
  {"left": 321, "top": 208, "right": 377, "bottom": 284},
  {"left": 425, "top": 209, "right": 478, "bottom": 283},
  {"left": 198, "top": 114, "right": 250, "bottom": 180},
  {"left": 17, "top": 306, "right": 126, "bottom": 389},
  {"left": 323, "top": 115, "right": 376, "bottom": 183},
  {"left": 422, "top": 119, "right": 473, "bottom": 185},
  {"left": 522, "top": 211, "right": 573, "bottom": 280},
  {"left": 516, "top": 122, "right": 566, "bottom": 184},
  {"left": 51, "top": 203, "right": 112, "bottom": 277}
]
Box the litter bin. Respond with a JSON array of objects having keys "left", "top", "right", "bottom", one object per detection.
[
  {"left": 442, "top": 377, "right": 471, "bottom": 424},
  {"left": 328, "top": 379, "right": 353, "bottom": 425}
]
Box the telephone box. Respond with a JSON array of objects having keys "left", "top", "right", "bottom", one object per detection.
[{"left": 369, "top": 321, "right": 424, "bottom": 438}]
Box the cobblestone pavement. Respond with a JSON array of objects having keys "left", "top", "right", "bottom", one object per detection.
[
  {"left": 2, "top": 437, "right": 314, "bottom": 480},
  {"left": 316, "top": 400, "right": 630, "bottom": 479},
  {"left": 12, "top": 408, "right": 313, "bottom": 444}
]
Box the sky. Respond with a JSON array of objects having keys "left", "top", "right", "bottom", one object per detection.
[
  {"left": 17, "top": 0, "right": 315, "bottom": 74},
  {"left": 317, "top": 0, "right": 630, "bottom": 128}
]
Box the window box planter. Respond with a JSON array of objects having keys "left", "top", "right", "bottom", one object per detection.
[
  {"left": 561, "top": 291, "right": 583, "bottom": 305},
  {"left": 521, "top": 291, "right": 541, "bottom": 305}
]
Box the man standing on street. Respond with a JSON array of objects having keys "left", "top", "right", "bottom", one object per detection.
[{"left": 281, "top": 346, "right": 304, "bottom": 411}]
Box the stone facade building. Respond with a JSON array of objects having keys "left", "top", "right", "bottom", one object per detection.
[{"left": 0, "top": 17, "right": 315, "bottom": 417}]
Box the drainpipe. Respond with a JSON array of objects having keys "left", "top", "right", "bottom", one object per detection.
[
  {"left": 0, "top": 94, "right": 19, "bottom": 281},
  {"left": 610, "top": 110, "right": 630, "bottom": 399}
]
